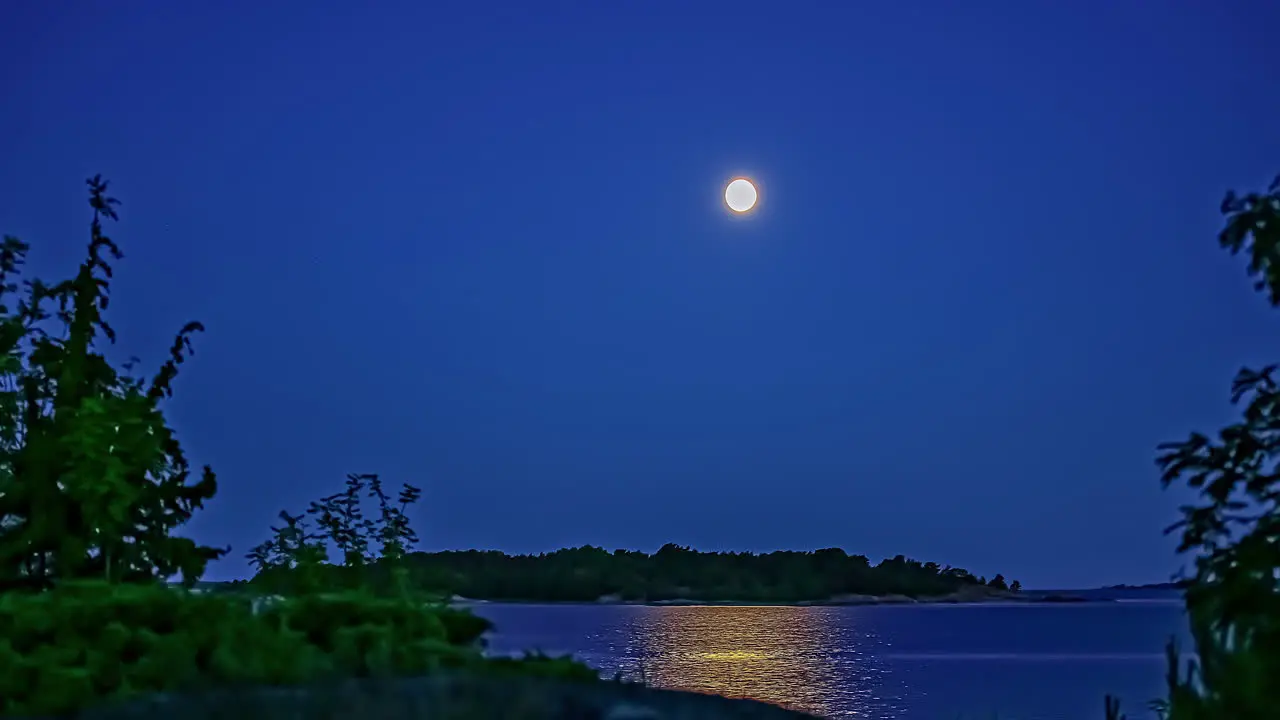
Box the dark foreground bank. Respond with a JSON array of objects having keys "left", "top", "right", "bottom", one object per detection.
[{"left": 13, "top": 673, "right": 819, "bottom": 720}]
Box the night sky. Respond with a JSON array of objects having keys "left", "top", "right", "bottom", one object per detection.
[{"left": 3, "top": 2, "right": 1278, "bottom": 589}]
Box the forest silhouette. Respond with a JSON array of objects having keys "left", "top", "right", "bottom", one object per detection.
[{"left": 239, "top": 473, "right": 1020, "bottom": 603}]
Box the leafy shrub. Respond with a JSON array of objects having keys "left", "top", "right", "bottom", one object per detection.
[
  {"left": 480, "top": 652, "right": 604, "bottom": 683},
  {"left": 0, "top": 582, "right": 515, "bottom": 715},
  {"left": 254, "top": 591, "right": 480, "bottom": 677},
  {"left": 431, "top": 604, "right": 493, "bottom": 647},
  {"left": 0, "top": 582, "right": 326, "bottom": 715}
]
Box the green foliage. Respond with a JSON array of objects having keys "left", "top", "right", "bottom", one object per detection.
[
  {"left": 0, "top": 176, "right": 225, "bottom": 590},
  {"left": 1146, "top": 174, "right": 1280, "bottom": 720},
  {"left": 480, "top": 651, "right": 603, "bottom": 684},
  {"left": 0, "top": 581, "right": 326, "bottom": 715},
  {"left": 0, "top": 578, "right": 540, "bottom": 714},
  {"left": 1217, "top": 175, "right": 1280, "bottom": 305},
  {"left": 247, "top": 473, "right": 424, "bottom": 597},
  {"left": 432, "top": 604, "right": 495, "bottom": 646},
  {"left": 254, "top": 591, "right": 464, "bottom": 677}
]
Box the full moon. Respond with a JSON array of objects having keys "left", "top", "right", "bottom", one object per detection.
[{"left": 724, "top": 178, "right": 758, "bottom": 213}]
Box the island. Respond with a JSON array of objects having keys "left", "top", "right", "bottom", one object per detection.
[
  {"left": 1102, "top": 581, "right": 1188, "bottom": 591},
  {"left": 236, "top": 544, "right": 1091, "bottom": 605}
]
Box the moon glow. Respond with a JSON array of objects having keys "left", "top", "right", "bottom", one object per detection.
[{"left": 724, "top": 178, "right": 758, "bottom": 213}]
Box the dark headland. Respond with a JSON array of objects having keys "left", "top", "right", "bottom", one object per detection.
[{"left": 235, "top": 544, "right": 1096, "bottom": 605}]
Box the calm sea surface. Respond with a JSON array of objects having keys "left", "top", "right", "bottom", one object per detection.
[{"left": 472, "top": 598, "right": 1190, "bottom": 720}]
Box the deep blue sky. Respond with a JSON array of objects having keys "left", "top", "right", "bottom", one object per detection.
[{"left": 2, "top": 2, "right": 1278, "bottom": 589}]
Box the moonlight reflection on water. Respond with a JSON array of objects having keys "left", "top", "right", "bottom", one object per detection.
[{"left": 633, "top": 606, "right": 895, "bottom": 717}]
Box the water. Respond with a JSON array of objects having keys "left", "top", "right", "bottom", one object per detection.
[{"left": 472, "top": 599, "right": 1190, "bottom": 720}]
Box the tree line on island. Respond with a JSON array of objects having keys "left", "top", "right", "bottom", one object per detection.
[
  {"left": 236, "top": 473, "right": 1020, "bottom": 603},
  {"left": 398, "top": 544, "right": 1021, "bottom": 602}
]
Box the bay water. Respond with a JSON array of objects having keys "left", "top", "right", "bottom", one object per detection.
[{"left": 473, "top": 598, "right": 1189, "bottom": 720}]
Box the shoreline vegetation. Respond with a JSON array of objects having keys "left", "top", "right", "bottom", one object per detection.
[
  {"left": 241, "top": 540, "right": 1039, "bottom": 608},
  {"left": 200, "top": 572, "right": 1104, "bottom": 607}
]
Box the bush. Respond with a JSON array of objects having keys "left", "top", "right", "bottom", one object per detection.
[
  {"left": 0, "top": 582, "right": 519, "bottom": 715},
  {"left": 254, "top": 591, "right": 478, "bottom": 677},
  {"left": 0, "top": 582, "right": 325, "bottom": 715},
  {"left": 481, "top": 652, "right": 604, "bottom": 683},
  {"left": 431, "top": 604, "right": 493, "bottom": 647}
]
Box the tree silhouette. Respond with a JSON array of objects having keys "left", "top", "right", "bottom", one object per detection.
[
  {"left": 0, "top": 176, "right": 224, "bottom": 589},
  {"left": 247, "top": 472, "right": 423, "bottom": 596},
  {"left": 1153, "top": 173, "right": 1280, "bottom": 719}
]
